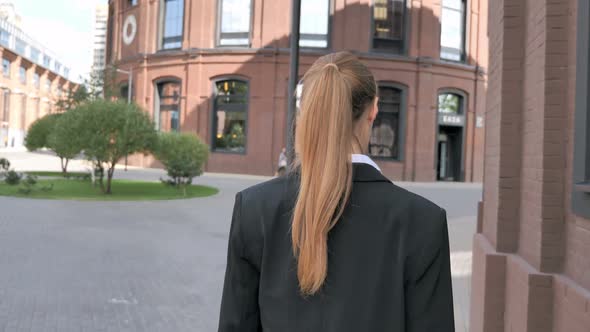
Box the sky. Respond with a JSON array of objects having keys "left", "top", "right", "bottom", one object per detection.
[{"left": 12, "top": 0, "right": 107, "bottom": 82}]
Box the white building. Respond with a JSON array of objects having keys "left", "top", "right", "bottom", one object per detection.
[{"left": 91, "top": 4, "right": 108, "bottom": 73}]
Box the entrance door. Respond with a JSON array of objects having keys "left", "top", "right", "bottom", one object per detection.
[{"left": 437, "top": 125, "right": 463, "bottom": 181}]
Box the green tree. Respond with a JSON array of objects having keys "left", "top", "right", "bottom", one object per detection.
[
  {"left": 55, "top": 85, "right": 90, "bottom": 112},
  {"left": 154, "top": 133, "right": 209, "bottom": 196},
  {"left": 74, "top": 100, "right": 156, "bottom": 194},
  {"left": 24, "top": 114, "right": 60, "bottom": 151},
  {"left": 48, "top": 113, "right": 84, "bottom": 174}
]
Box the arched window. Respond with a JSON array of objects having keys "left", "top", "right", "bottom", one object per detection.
[
  {"left": 154, "top": 80, "right": 181, "bottom": 132},
  {"left": 372, "top": 0, "right": 407, "bottom": 54},
  {"left": 217, "top": 0, "right": 252, "bottom": 46},
  {"left": 370, "top": 85, "right": 406, "bottom": 160},
  {"left": 440, "top": 0, "right": 467, "bottom": 62},
  {"left": 300, "top": 0, "right": 330, "bottom": 48},
  {"left": 438, "top": 92, "right": 464, "bottom": 115},
  {"left": 159, "top": 0, "right": 185, "bottom": 50},
  {"left": 213, "top": 79, "right": 248, "bottom": 153}
]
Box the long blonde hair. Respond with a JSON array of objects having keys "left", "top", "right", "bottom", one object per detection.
[{"left": 292, "top": 52, "right": 377, "bottom": 295}]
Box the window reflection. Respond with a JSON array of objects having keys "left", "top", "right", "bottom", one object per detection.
[
  {"left": 213, "top": 80, "right": 248, "bottom": 153},
  {"left": 370, "top": 86, "right": 403, "bottom": 159},
  {"left": 373, "top": 0, "right": 406, "bottom": 53},
  {"left": 300, "top": 0, "right": 330, "bottom": 48},
  {"left": 155, "top": 81, "right": 181, "bottom": 132},
  {"left": 161, "top": 0, "right": 184, "bottom": 50},
  {"left": 440, "top": 0, "right": 466, "bottom": 61},
  {"left": 218, "top": 0, "right": 251, "bottom": 46}
]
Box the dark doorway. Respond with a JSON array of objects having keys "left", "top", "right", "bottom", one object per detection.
[{"left": 437, "top": 125, "right": 463, "bottom": 181}]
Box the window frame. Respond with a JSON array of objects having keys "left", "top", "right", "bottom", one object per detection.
[
  {"left": 210, "top": 77, "right": 250, "bottom": 154},
  {"left": 19, "top": 66, "right": 26, "bottom": 85},
  {"left": 158, "top": 0, "right": 186, "bottom": 51},
  {"left": 370, "top": 0, "right": 410, "bottom": 55},
  {"left": 215, "top": 0, "right": 254, "bottom": 48},
  {"left": 153, "top": 77, "right": 182, "bottom": 132},
  {"left": 573, "top": 0, "right": 590, "bottom": 218},
  {"left": 369, "top": 82, "right": 408, "bottom": 162},
  {"left": 33, "top": 72, "right": 40, "bottom": 89},
  {"left": 439, "top": 0, "right": 468, "bottom": 63},
  {"left": 2, "top": 58, "right": 10, "bottom": 78},
  {"left": 299, "top": 0, "right": 332, "bottom": 49}
]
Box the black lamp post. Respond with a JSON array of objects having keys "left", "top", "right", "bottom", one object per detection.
[{"left": 286, "top": 0, "right": 301, "bottom": 166}]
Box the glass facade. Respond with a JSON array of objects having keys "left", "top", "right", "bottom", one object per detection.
[
  {"left": 370, "top": 86, "right": 403, "bottom": 159},
  {"left": 218, "top": 0, "right": 251, "bottom": 46},
  {"left": 160, "top": 0, "right": 184, "bottom": 50},
  {"left": 300, "top": 0, "right": 330, "bottom": 48},
  {"left": 440, "top": 0, "right": 467, "bottom": 61},
  {"left": 155, "top": 81, "right": 181, "bottom": 132},
  {"left": 213, "top": 80, "right": 248, "bottom": 153},
  {"left": 373, "top": 0, "right": 406, "bottom": 53}
]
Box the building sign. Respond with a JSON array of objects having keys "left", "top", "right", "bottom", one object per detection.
[
  {"left": 476, "top": 115, "right": 484, "bottom": 128},
  {"left": 439, "top": 114, "right": 465, "bottom": 127}
]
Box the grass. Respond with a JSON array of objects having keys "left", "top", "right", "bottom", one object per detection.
[
  {"left": 0, "top": 179, "right": 219, "bottom": 201},
  {"left": 25, "top": 171, "right": 88, "bottom": 178}
]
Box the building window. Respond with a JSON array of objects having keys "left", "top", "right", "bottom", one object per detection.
[
  {"left": 64, "top": 68, "right": 70, "bottom": 78},
  {"left": 15, "top": 38, "right": 26, "bottom": 55},
  {"left": 54, "top": 62, "right": 61, "bottom": 74},
  {"left": 128, "top": 0, "right": 138, "bottom": 6},
  {"left": 154, "top": 80, "right": 181, "bottom": 132},
  {"left": 30, "top": 47, "right": 40, "bottom": 63},
  {"left": 45, "top": 79, "right": 51, "bottom": 91},
  {"left": 43, "top": 55, "right": 51, "bottom": 68},
  {"left": 0, "top": 29, "right": 9, "bottom": 48},
  {"left": 213, "top": 79, "right": 248, "bottom": 153},
  {"left": 573, "top": 0, "right": 590, "bottom": 218},
  {"left": 159, "top": 0, "right": 184, "bottom": 50},
  {"left": 300, "top": 0, "right": 330, "bottom": 48},
  {"left": 217, "top": 0, "right": 252, "bottom": 46},
  {"left": 438, "top": 93, "right": 463, "bottom": 115},
  {"left": 33, "top": 73, "right": 40, "bottom": 89},
  {"left": 0, "top": 89, "right": 9, "bottom": 124},
  {"left": 19, "top": 66, "right": 26, "bottom": 85},
  {"left": 2, "top": 58, "right": 10, "bottom": 78},
  {"left": 372, "top": 0, "right": 407, "bottom": 53},
  {"left": 440, "top": 0, "right": 467, "bottom": 62},
  {"left": 369, "top": 85, "right": 405, "bottom": 160}
]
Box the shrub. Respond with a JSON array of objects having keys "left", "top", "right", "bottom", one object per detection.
[
  {"left": 154, "top": 132, "right": 209, "bottom": 196},
  {"left": 0, "top": 158, "right": 9, "bottom": 172},
  {"left": 25, "top": 114, "right": 60, "bottom": 152},
  {"left": 71, "top": 100, "right": 157, "bottom": 194},
  {"left": 4, "top": 170, "right": 22, "bottom": 185}
]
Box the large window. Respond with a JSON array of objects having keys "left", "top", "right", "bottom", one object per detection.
[
  {"left": 19, "top": 66, "right": 26, "bottom": 85},
  {"left": 213, "top": 79, "right": 248, "bottom": 153},
  {"left": 300, "top": 0, "right": 330, "bottom": 48},
  {"left": 574, "top": 0, "right": 590, "bottom": 218},
  {"left": 15, "top": 38, "right": 26, "bottom": 55},
  {"left": 2, "top": 58, "right": 10, "bottom": 78},
  {"left": 0, "top": 29, "right": 9, "bottom": 48},
  {"left": 154, "top": 80, "right": 181, "bottom": 132},
  {"left": 440, "top": 0, "right": 467, "bottom": 62},
  {"left": 33, "top": 73, "right": 40, "bottom": 89},
  {"left": 370, "top": 85, "right": 405, "bottom": 160},
  {"left": 218, "top": 0, "right": 252, "bottom": 46},
  {"left": 0, "top": 89, "right": 8, "bottom": 124},
  {"left": 30, "top": 47, "right": 40, "bottom": 63},
  {"left": 372, "top": 0, "right": 407, "bottom": 53},
  {"left": 160, "top": 0, "right": 185, "bottom": 50},
  {"left": 43, "top": 55, "right": 51, "bottom": 68}
]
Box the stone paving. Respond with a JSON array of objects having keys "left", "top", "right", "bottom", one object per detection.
[{"left": 0, "top": 151, "right": 479, "bottom": 331}]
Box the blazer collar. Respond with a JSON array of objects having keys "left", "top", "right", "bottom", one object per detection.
[{"left": 352, "top": 163, "right": 392, "bottom": 183}]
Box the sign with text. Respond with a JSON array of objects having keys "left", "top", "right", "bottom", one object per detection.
[{"left": 438, "top": 114, "right": 465, "bottom": 127}]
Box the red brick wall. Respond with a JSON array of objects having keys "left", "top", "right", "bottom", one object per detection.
[{"left": 471, "top": 0, "right": 590, "bottom": 330}]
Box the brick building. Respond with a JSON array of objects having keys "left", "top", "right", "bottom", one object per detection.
[
  {"left": 470, "top": 0, "right": 590, "bottom": 331},
  {"left": 0, "top": 15, "right": 77, "bottom": 148},
  {"left": 107, "top": 0, "right": 488, "bottom": 180}
]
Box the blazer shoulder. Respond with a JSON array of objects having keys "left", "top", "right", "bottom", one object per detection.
[{"left": 239, "top": 175, "right": 294, "bottom": 205}]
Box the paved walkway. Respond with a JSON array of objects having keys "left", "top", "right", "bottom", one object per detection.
[{"left": 0, "top": 151, "right": 479, "bottom": 331}]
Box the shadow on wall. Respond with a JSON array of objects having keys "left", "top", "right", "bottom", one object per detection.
[{"left": 137, "top": 2, "right": 483, "bottom": 177}]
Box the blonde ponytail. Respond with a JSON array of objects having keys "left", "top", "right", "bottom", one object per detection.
[{"left": 291, "top": 52, "right": 377, "bottom": 295}]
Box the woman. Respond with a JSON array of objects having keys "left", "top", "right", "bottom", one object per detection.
[{"left": 218, "top": 52, "right": 454, "bottom": 331}]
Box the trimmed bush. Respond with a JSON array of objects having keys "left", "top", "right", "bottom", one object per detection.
[
  {"left": 24, "top": 114, "right": 60, "bottom": 152},
  {"left": 4, "top": 170, "right": 22, "bottom": 185},
  {"left": 154, "top": 132, "right": 209, "bottom": 196}
]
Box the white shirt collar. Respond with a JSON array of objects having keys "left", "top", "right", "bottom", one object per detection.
[{"left": 351, "top": 154, "right": 381, "bottom": 172}]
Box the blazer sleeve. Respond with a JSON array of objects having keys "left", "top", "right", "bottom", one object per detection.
[
  {"left": 404, "top": 208, "right": 455, "bottom": 332},
  {"left": 218, "top": 193, "right": 262, "bottom": 332}
]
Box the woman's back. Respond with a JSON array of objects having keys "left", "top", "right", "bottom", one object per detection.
[
  {"left": 218, "top": 52, "right": 454, "bottom": 331},
  {"left": 218, "top": 163, "right": 454, "bottom": 331}
]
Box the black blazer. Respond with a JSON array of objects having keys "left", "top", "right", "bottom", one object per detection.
[{"left": 218, "top": 163, "right": 454, "bottom": 332}]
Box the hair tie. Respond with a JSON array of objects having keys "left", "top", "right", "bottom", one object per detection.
[{"left": 323, "top": 63, "right": 339, "bottom": 71}]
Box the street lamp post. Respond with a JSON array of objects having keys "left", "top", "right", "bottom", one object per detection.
[{"left": 286, "top": 0, "right": 301, "bottom": 167}]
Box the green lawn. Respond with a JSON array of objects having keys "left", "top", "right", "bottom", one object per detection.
[
  {"left": 0, "top": 179, "right": 219, "bottom": 201},
  {"left": 25, "top": 171, "right": 89, "bottom": 178}
]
